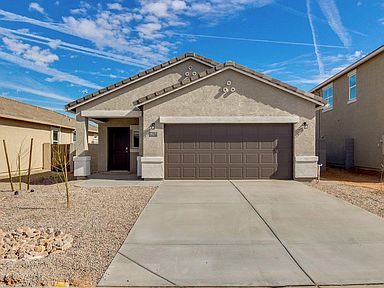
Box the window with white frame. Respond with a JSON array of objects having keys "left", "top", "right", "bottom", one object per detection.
[
  {"left": 323, "top": 84, "right": 333, "bottom": 111},
  {"left": 52, "top": 128, "right": 60, "bottom": 144},
  {"left": 348, "top": 72, "right": 357, "bottom": 102}
]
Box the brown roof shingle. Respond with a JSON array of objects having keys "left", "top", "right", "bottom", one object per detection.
[
  {"left": 0, "top": 97, "right": 98, "bottom": 132},
  {"left": 65, "top": 52, "right": 219, "bottom": 111},
  {"left": 133, "top": 61, "right": 326, "bottom": 106}
]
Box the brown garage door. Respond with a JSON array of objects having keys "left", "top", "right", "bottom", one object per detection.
[{"left": 164, "top": 124, "right": 293, "bottom": 180}]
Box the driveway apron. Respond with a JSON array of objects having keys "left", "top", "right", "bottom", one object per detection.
[{"left": 99, "top": 180, "right": 384, "bottom": 287}]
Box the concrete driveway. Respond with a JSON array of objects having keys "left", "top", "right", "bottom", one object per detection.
[{"left": 99, "top": 180, "right": 384, "bottom": 287}]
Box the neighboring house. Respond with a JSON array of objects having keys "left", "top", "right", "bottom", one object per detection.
[
  {"left": 311, "top": 45, "right": 384, "bottom": 170},
  {"left": 66, "top": 52, "right": 324, "bottom": 180},
  {"left": 0, "top": 97, "right": 98, "bottom": 177}
]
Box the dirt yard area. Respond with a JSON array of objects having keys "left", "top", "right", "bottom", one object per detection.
[
  {"left": 0, "top": 176, "right": 157, "bottom": 287},
  {"left": 307, "top": 167, "right": 384, "bottom": 218}
]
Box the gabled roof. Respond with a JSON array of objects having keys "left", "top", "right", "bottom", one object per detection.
[
  {"left": 134, "top": 61, "right": 325, "bottom": 107},
  {"left": 310, "top": 45, "right": 384, "bottom": 92},
  {"left": 65, "top": 52, "right": 219, "bottom": 111},
  {"left": 0, "top": 97, "right": 98, "bottom": 132}
]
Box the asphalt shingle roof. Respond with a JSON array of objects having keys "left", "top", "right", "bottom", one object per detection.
[
  {"left": 65, "top": 52, "right": 219, "bottom": 111},
  {"left": 0, "top": 97, "right": 97, "bottom": 132},
  {"left": 133, "top": 61, "right": 325, "bottom": 106}
]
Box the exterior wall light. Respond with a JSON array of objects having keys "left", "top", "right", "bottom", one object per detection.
[
  {"left": 150, "top": 123, "right": 156, "bottom": 130},
  {"left": 303, "top": 122, "right": 309, "bottom": 129}
]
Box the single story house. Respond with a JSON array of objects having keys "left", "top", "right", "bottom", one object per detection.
[
  {"left": 311, "top": 45, "right": 384, "bottom": 170},
  {"left": 65, "top": 52, "right": 325, "bottom": 180},
  {"left": 0, "top": 97, "right": 98, "bottom": 178}
]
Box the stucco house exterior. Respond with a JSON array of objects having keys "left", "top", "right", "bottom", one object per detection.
[
  {"left": 65, "top": 52, "right": 325, "bottom": 180},
  {"left": 0, "top": 97, "right": 98, "bottom": 178},
  {"left": 311, "top": 45, "right": 384, "bottom": 170}
]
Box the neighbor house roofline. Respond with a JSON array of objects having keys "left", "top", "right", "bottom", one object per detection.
[
  {"left": 133, "top": 61, "right": 326, "bottom": 107},
  {"left": 65, "top": 52, "right": 219, "bottom": 111},
  {"left": 0, "top": 96, "right": 98, "bottom": 132},
  {"left": 310, "top": 45, "right": 384, "bottom": 92}
]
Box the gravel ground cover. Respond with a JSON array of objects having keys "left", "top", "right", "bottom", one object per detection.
[
  {"left": 307, "top": 168, "right": 384, "bottom": 218},
  {"left": 0, "top": 180, "right": 156, "bottom": 287}
]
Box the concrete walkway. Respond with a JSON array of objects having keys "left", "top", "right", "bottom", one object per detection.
[{"left": 98, "top": 180, "right": 384, "bottom": 287}]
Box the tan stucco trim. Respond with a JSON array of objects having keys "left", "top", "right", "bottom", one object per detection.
[
  {"left": 159, "top": 116, "right": 300, "bottom": 124},
  {"left": 136, "top": 67, "right": 324, "bottom": 107},
  {"left": 81, "top": 110, "right": 142, "bottom": 118},
  {"left": 67, "top": 57, "right": 215, "bottom": 111}
]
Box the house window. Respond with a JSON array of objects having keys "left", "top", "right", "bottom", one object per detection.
[
  {"left": 323, "top": 84, "right": 333, "bottom": 111},
  {"left": 348, "top": 72, "right": 357, "bottom": 102},
  {"left": 72, "top": 131, "right": 76, "bottom": 143},
  {"left": 132, "top": 130, "right": 139, "bottom": 148},
  {"left": 52, "top": 128, "right": 60, "bottom": 144}
]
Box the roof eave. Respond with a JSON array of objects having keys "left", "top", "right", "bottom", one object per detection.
[
  {"left": 310, "top": 45, "right": 384, "bottom": 92},
  {"left": 134, "top": 65, "right": 325, "bottom": 108},
  {"left": 65, "top": 53, "right": 218, "bottom": 111}
]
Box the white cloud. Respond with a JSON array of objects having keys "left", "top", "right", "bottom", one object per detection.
[
  {"left": 29, "top": 2, "right": 45, "bottom": 15},
  {"left": 379, "top": 18, "right": 384, "bottom": 25},
  {"left": 137, "top": 22, "right": 162, "bottom": 39},
  {"left": 316, "top": 0, "right": 352, "bottom": 47},
  {"left": 0, "top": 50, "right": 101, "bottom": 89},
  {"left": 0, "top": 27, "right": 149, "bottom": 67},
  {"left": 107, "top": 3, "right": 124, "bottom": 10},
  {"left": 357, "top": 1, "right": 363, "bottom": 6},
  {"left": 2, "top": 37, "right": 59, "bottom": 66},
  {"left": 171, "top": 0, "right": 187, "bottom": 11}
]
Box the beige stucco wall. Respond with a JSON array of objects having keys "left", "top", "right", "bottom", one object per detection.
[
  {"left": 76, "top": 59, "right": 211, "bottom": 112},
  {"left": 315, "top": 52, "right": 384, "bottom": 169},
  {"left": 0, "top": 117, "right": 97, "bottom": 177},
  {"left": 142, "top": 69, "right": 317, "bottom": 159},
  {"left": 97, "top": 118, "right": 139, "bottom": 172}
]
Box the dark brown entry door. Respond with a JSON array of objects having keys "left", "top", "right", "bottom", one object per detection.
[
  {"left": 108, "top": 127, "right": 130, "bottom": 171},
  {"left": 164, "top": 124, "right": 293, "bottom": 180}
]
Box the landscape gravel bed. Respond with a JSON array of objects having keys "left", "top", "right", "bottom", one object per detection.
[
  {"left": 307, "top": 180, "right": 384, "bottom": 218},
  {"left": 0, "top": 181, "right": 156, "bottom": 287}
]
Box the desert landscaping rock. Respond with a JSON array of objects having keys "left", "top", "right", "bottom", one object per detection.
[
  {"left": 0, "top": 180, "right": 156, "bottom": 287},
  {"left": 0, "top": 227, "right": 73, "bottom": 261}
]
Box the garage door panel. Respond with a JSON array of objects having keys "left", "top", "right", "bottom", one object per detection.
[
  {"left": 213, "top": 153, "right": 227, "bottom": 164},
  {"left": 229, "top": 154, "right": 243, "bottom": 164},
  {"left": 213, "top": 167, "right": 227, "bottom": 178},
  {"left": 182, "top": 167, "right": 196, "bottom": 178},
  {"left": 182, "top": 154, "right": 196, "bottom": 164},
  {"left": 167, "top": 154, "right": 181, "bottom": 164},
  {"left": 198, "top": 153, "right": 212, "bottom": 164},
  {"left": 245, "top": 154, "right": 259, "bottom": 164},
  {"left": 164, "top": 124, "right": 292, "bottom": 180},
  {"left": 198, "top": 167, "right": 212, "bottom": 178}
]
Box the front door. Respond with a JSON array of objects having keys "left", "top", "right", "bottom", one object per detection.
[{"left": 108, "top": 127, "right": 130, "bottom": 171}]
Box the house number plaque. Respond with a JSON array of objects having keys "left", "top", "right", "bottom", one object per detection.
[{"left": 149, "top": 132, "right": 158, "bottom": 137}]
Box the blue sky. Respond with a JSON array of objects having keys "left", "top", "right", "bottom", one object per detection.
[{"left": 0, "top": 0, "right": 383, "bottom": 114}]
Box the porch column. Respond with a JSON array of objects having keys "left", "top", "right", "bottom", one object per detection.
[
  {"left": 73, "top": 113, "right": 91, "bottom": 177},
  {"left": 137, "top": 115, "right": 143, "bottom": 177}
]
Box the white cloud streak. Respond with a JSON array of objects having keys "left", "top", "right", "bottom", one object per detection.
[
  {"left": 0, "top": 50, "right": 102, "bottom": 89},
  {"left": 316, "top": 0, "right": 352, "bottom": 47},
  {"left": 169, "top": 32, "right": 346, "bottom": 48},
  {"left": 306, "top": 0, "right": 324, "bottom": 75},
  {"left": 0, "top": 27, "right": 149, "bottom": 67},
  {"left": 0, "top": 80, "right": 72, "bottom": 101}
]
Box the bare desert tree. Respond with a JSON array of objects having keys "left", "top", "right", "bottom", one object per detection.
[{"left": 51, "top": 144, "right": 71, "bottom": 208}]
